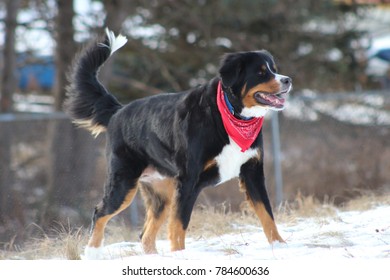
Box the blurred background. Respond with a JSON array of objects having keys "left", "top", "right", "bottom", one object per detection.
[{"left": 0, "top": 0, "right": 389, "bottom": 247}]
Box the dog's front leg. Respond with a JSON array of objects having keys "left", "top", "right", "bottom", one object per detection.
[{"left": 239, "top": 159, "right": 284, "bottom": 244}]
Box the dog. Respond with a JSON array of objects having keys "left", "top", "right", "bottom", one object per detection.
[{"left": 65, "top": 29, "right": 292, "bottom": 259}]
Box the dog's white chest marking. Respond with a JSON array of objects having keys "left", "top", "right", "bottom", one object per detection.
[{"left": 215, "top": 138, "right": 259, "bottom": 184}]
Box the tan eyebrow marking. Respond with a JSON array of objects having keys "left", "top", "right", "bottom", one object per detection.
[{"left": 259, "top": 64, "right": 267, "bottom": 75}]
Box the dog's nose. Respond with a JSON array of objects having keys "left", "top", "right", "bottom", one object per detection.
[{"left": 281, "top": 77, "right": 292, "bottom": 85}]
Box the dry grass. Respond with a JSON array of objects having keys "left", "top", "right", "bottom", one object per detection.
[
  {"left": 277, "top": 191, "right": 339, "bottom": 220},
  {"left": 184, "top": 190, "right": 390, "bottom": 239},
  {"left": 187, "top": 202, "right": 258, "bottom": 238},
  {"left": 0, "top": 219, "right": 142, "bottom": 260},
  {"left": 1, "top": 191, "right": 388, "bottom": 260},
  {"left": 342, "top": 188, "right": 390, "bottom": 211},
  {"left": 0, "top": 222, "right": 87, "bottom": 260},
  {"left": 103, "top": 218, "right": 140, "bottom": 244},
  {"left": 308, "top": 231, "right": 354, "bottom": 249}
]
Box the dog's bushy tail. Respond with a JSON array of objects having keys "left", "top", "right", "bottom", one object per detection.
[{"left": 64, "top": 28, "right": 127, "bottom": 137}]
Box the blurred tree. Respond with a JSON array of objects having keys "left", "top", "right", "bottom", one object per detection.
[
  {"left": 41, "top": 0, "right": 98, "bottom": 228},
  {"left": 1, "top": 0, "right": 20, "bottom": 112},
  {"left": 54, "top": 0, "right": 77, "bottom": 110},
  {"left": 0, "top": 0, "right": 21, "bottom": 225},
  {"left": 107, "top": 0, "right": 366, "bottom": 99},
  {"left": 98, "top": 0, "right": 134, "bottom": 85}
]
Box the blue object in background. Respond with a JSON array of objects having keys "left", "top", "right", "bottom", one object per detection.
[
  {"left": 17, "top": 55, "right": 55, "bottom": 91},
  {"left": 375, "top": 48, "right": 390, "bottom": 62}
]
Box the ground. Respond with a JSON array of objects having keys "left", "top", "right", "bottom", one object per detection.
[
  {"left": 82, "top": 197, "right": 390, "bottom": 260},
  {"left": 1, "top": 193, "right": 388, "bottom": 261}
]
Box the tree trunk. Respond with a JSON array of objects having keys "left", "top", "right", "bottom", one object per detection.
[
  {"left": 99, "top": 0, "right": 131, "bottom": 85},
  {"left": 1, "top": 0, "right": 20, "bottom": 112},
  {"left": 40, "top": 0, "right": 97, "bottom": 227},
  {"left": 53, "top": 0, "right": 77, "bottom": 110},
  {"left": 0, "top": 121, "right": 13, "bottom": 224},
  {"left": 0, "top": 0, "right": 20, "bottom": 224}
]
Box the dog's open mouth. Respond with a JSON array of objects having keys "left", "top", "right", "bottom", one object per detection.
[{"left": 254, "top": 91, "right": 287, "bottom": 108}]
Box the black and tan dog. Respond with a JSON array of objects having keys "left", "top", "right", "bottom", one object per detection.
[{"left": 65, "top": 29, "right": 292, "bottom": 259}]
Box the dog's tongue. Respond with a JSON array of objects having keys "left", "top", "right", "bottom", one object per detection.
[{"left": 258, "top": 93, "right": 285, "bottom": 108}]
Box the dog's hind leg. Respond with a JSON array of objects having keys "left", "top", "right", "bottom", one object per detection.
[
  {"left": 139, "top": 178, "right": 176, "bottom": 254},
  {"left": 84, "top": 153, "right": 145, "bottom": 259}
]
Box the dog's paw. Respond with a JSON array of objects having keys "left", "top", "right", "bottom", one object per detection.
[
  {"left": 270, "top": 240, "right": 288, "bottom": 250},
  {"left": 83, "top": 246, "right": 106, "bottom": 260}
]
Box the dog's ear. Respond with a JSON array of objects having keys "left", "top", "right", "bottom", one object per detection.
[{"left": 219, "top": 53, "right": 243, "bottom": 88}]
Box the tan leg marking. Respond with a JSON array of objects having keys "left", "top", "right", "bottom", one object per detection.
[
  {"left": 141, "top": 206, "right": 170, "bottom": 254},
  {"left": 168, "top": 215, "right": 186, "bottom": 251},
  {"left": 167, "top": 188, "right": 186, "bottom": 251},
  {"left": 87, "top": 188, "right": 138, "bottom": 248},
  {"left": 140, "top": 178, "right": 176, "bottom": 254},
  {"left": 239, "top": 180, "right": 284, "bottom": 243},
  {"left": 87, "top": 215, "right": 111, "bottom": 248},
  {"left": 249, "top": 200, "right": 284, "bottom": 243}
]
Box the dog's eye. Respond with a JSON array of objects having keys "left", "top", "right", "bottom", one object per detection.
[{"left": 259, "top": 70, "right": 266, "bottom": 76}]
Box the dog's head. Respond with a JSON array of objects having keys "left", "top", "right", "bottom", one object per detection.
[{"left": 219, "top": 51, "right": 292, "bottom": 118}]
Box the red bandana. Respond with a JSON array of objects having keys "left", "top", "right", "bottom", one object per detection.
[{"left": 216, "top": 81, "right": 264, "bottom": 152}]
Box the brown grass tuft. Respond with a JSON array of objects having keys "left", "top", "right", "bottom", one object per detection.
[
  {"left": 0, "top": 222, "right": 88, "bottom": 260},
  {"left": 276, "top": 192, "right": 339, "bottom": 226},
  {"left": 187, "top": 202, "right": 259, "bottom": 239},
  {"left": 53, "top": 223, "right": 84, "bottom": 260},
  {"left": 341, "top": 188, "right": 390, "bottom": 211}
]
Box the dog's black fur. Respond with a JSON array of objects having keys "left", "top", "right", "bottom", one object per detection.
[{"left": 65, "top": 30, "right": 291, "bottom": 257}]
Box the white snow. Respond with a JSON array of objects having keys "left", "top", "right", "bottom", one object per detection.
[
  {"left": 82, "top": 205, "right": 390, "bottom": 260},
  {"left": 283, "top": 93, "right": 390, "bottom": 125},
  {"left": 324, "top": 104, "right": 390, "bottom": 125}
]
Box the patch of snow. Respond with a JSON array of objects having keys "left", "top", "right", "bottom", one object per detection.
[
  {"left": 300, "top": 89, "right": 318, "bottom": 98},
  {"left": 283, "top": 99, "right": 319, "bottom": 121},
  {"left": 328, "top": 104, "right": 390, "bottom": 125},
  {"left": 13, "top": 93, "right": 54, "bottom": 113},
  {"left": 283, "top": 93, "right": 390, "bottom": 126},
  {"left": 363, "top": 95, "right": 385, "bottom": 108},
  {"left": 84, "top": 205, "right": 390, "bottom": 260},
  {"left": 366, "top": 57, "right": 389, "bottom": 76}
]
